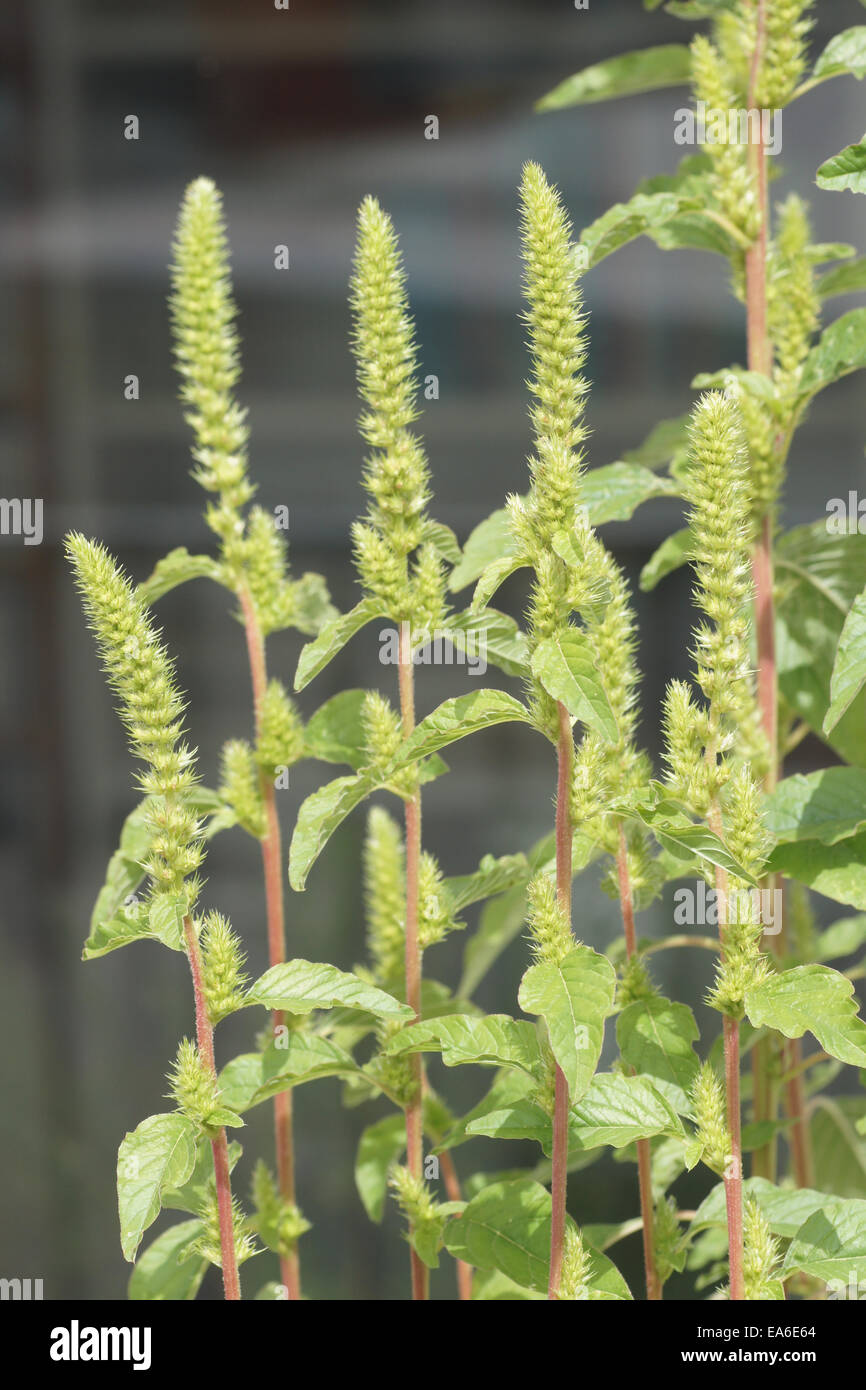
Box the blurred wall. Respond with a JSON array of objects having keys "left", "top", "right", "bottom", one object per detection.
[{"left": 2, "top": 0, "right": 865, "bottom": 1299}]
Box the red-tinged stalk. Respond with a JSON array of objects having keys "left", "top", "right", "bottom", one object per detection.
[
  {"left": 398, "top": 621, "right": 428, "bottom": 1301},
  {"left": 616, "top": 824, "right": 661, "bottom": 1301},
  {"left": 239, "top": 585, "right": 301, "bottom": 1300},
  {"left": 548, "top": 699, "right": 573, "bottom": 1301},
  {"left": 183, "top": 913, "right": 241, "bottom": 1301},
  {"left": 439, "top": 1151, "right": 473, "bottom": 1301}
]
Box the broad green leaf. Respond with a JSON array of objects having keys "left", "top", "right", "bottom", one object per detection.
[
  {"left": 579, "top": 463, "right": 677, "bottom": 523},
  {"left": 530, "top": 629, "right": 618, "bottom": 742},
  {"left": 826, "top": 589, "right": 866, "bottom": 732},
  {"left": 627, "top": 799, "right": 760, "bottom": 886},
  {"left": 290, "top": 571, "right": 338, "bottom": 636},
  {"left": 768, "top": 832, "right": 866, "bottom": 911},
  {"left": 471, "top": 1269, "right": 545, "bottom": 1300},
  {"left": 691, "top": 1176, "right": 837, "bottom": 1239},
  {"left": 764, "top": 767, "right": 866, "bottom": 844},
  {"left": 811, "top": 28, "right": 866, "bottom": 86},
  {"left": 537, "top": 45, "right": 691, "bottom": 110},
  {"left": 471, "top": 555, "right": 528, "bottom": 612},
  {"left": 444, "top": 1179, "right": 631, "bottom": 1298},
  {"left": 441, "top": 1068, "right": 539, "bottom": 1154},
  {"left": 569, "top": 1073, "right": 685, "bottom": 1150},
  {"left": 616, "top": 996, "right": 700, "bottom": 1112},
  {"left": 246, "top": 959, "right": 412, "bottom": 1022},
  {"left": 128, "top": 1220, "right": 207, "bottom": 1300},
  {"left": 640, "top": 528, "right": 691, "bottom": 591},
  {"left": 782, "top": 1198, "right": 866, "bottom": 1283},
  {"left": 162, "top": 1138, "right": 242, "bottom": 1215},
  {"left": 799, "top": 307, "right": 866, "bottom": 396},
  {"left": 518, "top": 944, "right": 616, "bottom": 1099},
  {"left": 448, "top": 608, "right": 530, "bottom": 678},
  {"left": 137, "top": 547, "right": 224, "bottom": 605},
  {"left": 294, "top": 598, "right": 384, "bottom": 692},
  {"left": 811, "top": 1097, "right": 866, "bottom": 1199},
  {"left": 580, "top": 191, "right": 699, "bottom": 267},
  {"left": 289, "top": 773, "right": 374, "bottom": 890},
  {"left": 621, "top": 413, "right": 690, "bottom": 471},
  {"left": 776, "top": 524, "right": 866, "bottom": 764},
  {"left": 819, "top": 256, "right": 866, "bottom": 299},
  {"left": 450, "top": 508, "right": 515, "bottom": 593},
  {"left": 355, "top": 1113, "right": 406, "bottom": 1223},
  {"left": 385, "top": 1014, "right": 544, "bottom": 1077},
  {"left": 814, "top": 914, "right": 866, "bottom": 962},
  {"left": 117, "top": 1114, "right": 198, "bottom": 1262},
  {"left": 444, "top": 852, "right": 528, "bottom": 914},
  {"left": 420, "top": 519, "right": 461, "bottom": 565},
  {"left": 304, "top": 689, "right": 368, "bottom": 769},
  {"left": 391, "top": 689, "right": 533, "bottom": 771},
  {"left": 744, "top": 963, "right": 866, "bottom": 1067},
  {"left": 218, "top": 1034, "right": 360, "bottom": 1113},
  {"left": 465, "top": 1099, "right": 551, "bottom": 1145}
]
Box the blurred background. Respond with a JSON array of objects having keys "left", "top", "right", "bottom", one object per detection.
[{"left": 2, "top": 0, "right": 865, "bottom": 1300}]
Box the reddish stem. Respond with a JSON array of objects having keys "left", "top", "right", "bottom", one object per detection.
[
  {"left": 723, "top": 1015, "right": 745, "bottom": 1302},
  {"left": 398, "top": 622, "right": 429, "bottom": 1301},
  {"left": 616, "top": 824, "right": 661, "bottom": 1301},
  {"left": 439, "top": 1152, "right": 473, "bottom": 1300},
  {"left": 239, "top": 585, "right": 301, "bottom": 1299},
  {"left": 183, "top": 913, "right": 241, "bottom": 1301},
  {"left": 548, "top": 701, "right": 574, "bottom": 1301}
]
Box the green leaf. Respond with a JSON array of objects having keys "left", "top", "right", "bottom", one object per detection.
[
  {"left": 621, "top": 414, "right": 690, "bottom": 471},
  {"left": 744, "top": 963, "right": 866, "bottom": 1067},
  {"left": 826, "top": 589, "right": 866, "bottom": 732},
  {"left": 137, "top": 547, "right": 224, "bottom": 605},
  {"left": 304, "top": 689, "right": 368, "bottom": 769},
  {"left": 246, "top": 959, "right": 413, "bottom": 1022},
  {"left": 444, "top": 1179, "right": 631, "bottom": 1298},
  {"left": 471, "top": 555, "right": 528, "bottom": 612},
  {"left": 782, "top": 1198, "right": 866, "bottom": 1283},
  {"left": 536, "top": 45, "right": 691, "bottom": 110},
  {"left": 616, "top": 997, "right": 700, "bottom": 1113},
  {"left": 444, "top": 851, "right": 528, "bottom": 914},
  {"left": 810, "top": 1097, "right": 866, "bottom": 1199},
  {"left": 289, "top": 773, "right": 375, "bottom": 890},
  {"left": 421, "top": 519, "right": 462, "bottom": 565},
  {"left": 819, "top": 257, "right": 866, "bottom": 299},
  {"left": 768, "top": 832, "right": 866, "bottom": 911},
  {"left": 128, "top": 1220, "right": 208, "bottom": 1300},
  {"left": 218, "top": 1034, "right": 360, "bottom": 1113},
  {"left": 162, "top": 1138, "right": 242, "bottom": 1215},
  {"left": 580, "top": 191, "right": 699, "bottom": 268},
  {"left": 459, "top": 882, "right": 530, "bottom": 999},
  {"left": 814, "top": 914, "right": 866, "bottom": 962},
  {"left": 812, "top": 28, "right": 866, "bottom": 85},
  {"left": 569, "top": 1073, "right": 685, "bottom": 1151},
  {"left": 355, "top": 1114, "right": 406, "bottom": 1223},
  {"left": 692, "top": 1177, "right": 839, "bottom": 1239},
  {"left": 385, "top": 1014, "right": 544, "bottom": 1077},
  {"left": 579, "top": 463, "right": 677, "bottom": 524},
  {"left": 640, "top": 529, "right": 691, "bottom": 592},
  {"left": 465, "top": 1099, "right": 551, "bottom": 1145},
  {"left": 518, "top": 944, "right": 616, "bottom": 1099},
  {"left": 294, "top": 598, "right": 384, "bottom": 692},
  {"left": 799, "top": 307, "right": 866, "bottom": 395},
  {"left": 117, "top": 1113, "right": 198, "bottom": 1262},
  {"left": 776, "top": 524, "right": 866, "bottom": 764},
  {"left": 627, "top": 798, "right": 760, "bottom": 886},
  {"left": 391, "top": 689, "right": 533, "bottom": 771},
  {"left": 530, "top": 629, "right": 618, "bottom": 742},
  {"left": 449, "top": 608, "right": 530, "bottom": 678},
  {"left": 764, "top": 767, "right": 866, "bottom": 844},
  {"left": 450, "top": 508, "right": 515, "bottom": 594}
]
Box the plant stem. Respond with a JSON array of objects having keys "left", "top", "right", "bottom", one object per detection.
[
  {"left": 439, "top": 1151, "right": 473, "bottom": 1300},
  {"left": 548, "top": 700, "right": 573, "bottom": 1301},
  {"left": 616, "top": 824, "right": 661, "bottom": 1301},
  {"left": 238, "top": 585, "right": 301, "bottom": 1299},
  {"left": 723, "top": 1014, "right": 745, "bottom": 1302},
  {"left": 183, "top": 913, "right": 241, "bottom": 1301},
  {"left": 398, "top": 621, "right": 429, "bottom": 1301}
]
